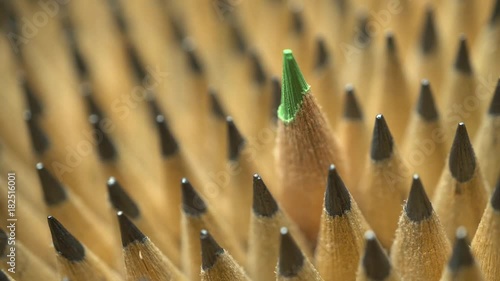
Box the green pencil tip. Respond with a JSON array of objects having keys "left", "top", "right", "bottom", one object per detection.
[{"left": 278, "top": 49, "right": 310, "bottom": 123}]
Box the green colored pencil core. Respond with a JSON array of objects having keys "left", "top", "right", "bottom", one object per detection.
[{"left": 278, "top": 49, "right": 311, "bottom": 123}]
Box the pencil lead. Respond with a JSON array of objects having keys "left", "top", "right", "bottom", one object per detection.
[
  {"left": 271, "top": 76, "right": 281, "bottom": 120},
  {"left": 24, "top": 110, "right": 50, "bottom": 155},
  {"left": 82, "top": 86, "right": 104, "bottom": 119},
  {"left": 0, "top": 270, "right": 10, "bottom": 281},
  {"left": 126, "top": 44, "right": 147, "bottom": 81},
  {"left": 363, "top": 231, "right": 391, "bottom": 279},
  {"left": 89, "top": 114, "right": 118, "bottom": 162},
  {"left": 491, "top": 178, "right": 500, "bottom": 210},
  {"left": 252, "top": 174, "right": 279, "bottom": 217},
  {"left": 291, "top": 7, "right": 304, "bottom": 34},
  {"left": 155, "top": 114, "right": 179, "bottom": 157},
  {"left": 420, "top": 8, "right": 437, "bottom": 54},
  {"left": 356, "top": 13, "right": 371, "bottom": 45},
  {"left": 454, "top": 36, "right": 473, "bottom": 74},
  {"left": 489, "top": 78, "right": 500, "bottom": 115},
  {"left": 145, "top": 92, "right": 163, "bottom": 119},
  {"left": 343, "top": 84, "right": 363, "bottom": 119},
  {"left": 449, "top": 123, "right": 476, "bottom": 182},
  {"left": 417, "top": 79, "right": 439, "bottom": 121},
  {"left": 107, "top": 177, "right": 140, "bottom": 219},
  {"left": 47, "top": 216, "right": 85, "bottom": 261},
  {"left": 200, "top": 229, "right": 224, "bottom": 270},
  {"left": 249, "top": 50, "right": 266, "bottom": 85},
  {"left": 279, "top": 227, "right": 304, "bottom": 277},
  {"left": 0, "top": 229, "right": 7, "bottom": 256},
  {"left": 209, "top": 89, "right": 226, "bottom": 120},
  {"left": 36, "top": 162, "right": 67, "bottom": 205},
  {"left": 405, "top": 174, "right": 433, "bottom": 221},
  {"left": 181, "top": 178, "right": 206, "bottom": 215},
  {"left": 386, "top": 32, "right": 397, "bottom": 55},
  {"left": 371, "top": 114, "right": 394, "bottom": 161},
  {"left": 314, "top": 37, "right": 329, "bottom": 70},
  {"left": 490, "top": 0, "right": 500, "bottom": 25},
  {"left": 117, "top": 211, "right": 147, "bottom": 247},
  {"left": 279, "top": 49, "right": 310, "bottom": 122},
  {"left": 107, "top": 0, "right": 127, "bottom": 33},
  {"left": 226, "top": 116, "right": 245, "bottom": 161},
  {"left": 169, "top": 16, "right": 186, "bottom": 43},
  {"left": 229, "top": 20, "right": 246, "bottom": 53},
  {"left": 448, "top": 227, "right": 474, "bottom": 271},
  {"left": 72, "top": 45, "right": 88, "bottom": 79},
  {"left": 22, "top": 79, "right": 43, "bottom": 116},
  {"left": 325, "top": 164, "right": 351, "bottom": 217},
  {"left": 182, "top": 37, "right": 203, "bottom": 74}
]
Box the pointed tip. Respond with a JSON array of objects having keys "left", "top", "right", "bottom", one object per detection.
[
  {"left": 252, "top": 174, "right": 279, "bottom": 217},
  {"left": 291, "top": 7, "right": 304, "bottom": 34},
  {"left": 279, "top": 49, "right": 310, "bottom": 122},
  {"left": 449, "top": 123, "right": 476, "bottom": 182},
  {"left": 146, "top": 92, "right": 163, "bottom": 120},
  {"left": 356, "top": 13, "right": 371, "bottom": 45},
  {"left": 155, "top": 114, "right": 179, "bottom": 157},
  {"left": 385, "top": 32, "right": 397, "bottom": 55},
  {"left": 490, "top": 0, "right": 500, "bottom": 25},
  {"left": 107, "top": 177, "right": 140, "bottom": 219},
  {"left": 82, "top": 87, "right": 104, "bottom": 119},
  {"left": 489, "top": 79, "right": 500, "bottom": 115},
  {"left": 226, "top": 116, "right": 245, "bottom": 161},
  {"left": 325, "top": 165, "right": 351, "bottom": 217},
  {"left": 47, "top": 216, "right": 85, "bottom": 261},
  {"left": 36, "top": 162, "right": 67, "bottom": 205},
  {"left": 209, "top": 89, "right": 226, "bottom": 120},
  {"left": 229, "top": 20, "right": 247, "bottom": 53},
  {"left": 126, "top": 44, "right": 147, "bottom": 80},
  {"left": 420, "top": 8, "right": 438, "bottom": 54},
  {"left": 200, "top": 229, "right": 224, "bottom": 270},
  {"left": 491, "top": 178, "right": 500, "bottom": 210},
  {"left": 314, "top": 37, "right": 329, "bottom": 70},
  {"left": 249, "top": 50, "right": 266, "bottom": 85},
  {"left": 181, "top": 178, "right": 207, "bottom": 216},
  {"left": 117, "top": 211, "right": 147, "bottom": 247},
  {"left": 24, "top": 110, "right": 50, "bottom": 155},
  {"left": 371, "top": 115, "right": 394, "bottom": 161},
  {"left": 454, "top": 36, "right": 473, "bottom": 74},
  {"left": 22, "top": 79, "right": 43, "bottom": 116},
  {"left": 363, "top": 231, "right": 391, "bottom": 279},
  {"left": 449, "top": 227, "right": 474, "bottom": 271},
  {"left": 343, "top": 84, "right": 363, "bottom": 119},
  {"left": 417, "top": 80, "right": 439, "bottom": 121},
  {"left": 88, "top": 115, "right": 118, "bottom": 162},
  {"left": 182, "top": 38, "right": 204, "bottom": 74},
  {"left": 405, "top": 175, "right": 433, "bottom": 221},
  {"left": 278, "top": 227, "right": 304, "bottom": 277}
]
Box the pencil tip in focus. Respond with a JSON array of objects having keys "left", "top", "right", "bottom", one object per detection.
[
  {"left": 47, "top": 216, "right": 85, "bottom": 261},
  {"left": 405, "top": 174, "right": 433, "bottom": 221},
  {"left": 252, "top": 174, "right": 279, "bottom": 217},
  {"left": 279, "top": 49, "right": 310, "bottom": 122},
  {"left": 371, "top": 114, "right": 394, "bottom": 161},
  {"left": 449, "top": 123, "right": 476, "bottom": 182},
  {"left": 117, "top": 211, "right": 146, "bottom": 247},
  {"left": 325, "top": 165, "right": 351, "bottom": 217}
]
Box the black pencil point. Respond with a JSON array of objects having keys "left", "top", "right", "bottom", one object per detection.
[
  {"left": 454, "top": 36, "right": 473, "bottom": 74},
  {"left": 271, "top": 76, "right": 281, "bottom": 121},
  {"left": 181, "top": 178, "right": 207, "bottom": 216},
  {"left": 229, "top": 20, "right": 247, "bottom": 53},
  {"left": 417, "top": 80, "right": 439, "bottom": 121},
  {"left": 356, "top": 13, "right": 371, "bottom": 46},
  {"left": 325, "top": 165, "right": 351, "bottom": 217},
  {"left": 155, "top": 114, "right": 179, "bottom": 157},
  {"left": 343, "top": 84, "right": 363, "bottom": 120},
  {"left": 117, "top": 211, "right": 147, "bottom": 247},
  {"left": 89, "top": 114, "right": 118, "bottom": 162},
  {"left": 200, "top": 229, "right": 224, "bottom": 270},
  {"left": 82, "top": 86, "right": 104, "bottom": 119},
  {"left": 405, "top": 175, "right": 433, "bottom": 221},
  {"left": 36, "top": 162, "right": 67, "bottom": 205},
  {"left": 363, "top": 231, "right": 391, "bottom": 279},
  {"left": 226, "top": 116, "right": 245, "bottom": 161},
  {"left": 72, "top": 45, "right": 88, "bottom": 79},
  {"left": 489, "top": 79, "right": 500, "bottom": 115},
  {"left": 252, "top": 174, "right": 279, "bottom": 217},
  {"left": 107, "top": 177, "right": 140, "bottom": 219},
  {"left": 24, "top": 110, "right": 50, "bottom": 155},
  {"left": 371, "top": 114, "right": 394, "bottom": 161},
  {"left": 209, "top": 89, "right": 226, "bottom": 120},
  {"left": 22, "top": 79, "right": 43, "bottom": 116},
  {"left": 291, "top": 7, "right": 304, "bottom": 34},
  {"left": 490, "top": 0, "right": 500, "bottom": 25},
  {"left": 386, "top": 32, "right": 397, "bottom": 55},
  {"left": 47, "top": 216, "right": 85, "bottom": 261},
  {"left": 449, "top": 123, "right": 476, "bottom": 182},
  {"left": 420, "top": 8, "right": 437, "bottom": 54},
  {"left": 249, "top": 50, "right": 266, "bottom": 85},
  {"left": 278, "top": 227, "right": 304, "bottom": 277},
  {"left": 182, "top": 38, "right": 204, "bottom": 74},
  {"left": 146, "top": 92, "right": 163, "bottom": 120},
  {"left": 448, "top": 227, "right": 474, "bottom": 271},
  {"left": 491, "top": 178, "right": 500, "bottom": 210},
  {"left": 314, "top": 37, "right": 329, "bottom": 70}
]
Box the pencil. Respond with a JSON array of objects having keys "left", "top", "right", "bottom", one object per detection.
[{"left": 356, "top": 231, "right": 400, "bottom": 281}]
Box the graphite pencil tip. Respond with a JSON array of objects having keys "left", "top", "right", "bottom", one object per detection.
[
  {"left": 491, "top": 178, "right": 500, "bottom": 210},
  {"left": 271, "top": 76, "right": 281, "bottom": 120},
  {"left": 417, "top": 80, "right": 439, "bottom": 121},
  {"left": 249, "top": 50, "right": 266, "bottom": 85},
  {"left": 226, "top": 116, "right": 245, "bottom": 161},
  {"left": 126, "top": 44, "right": 147, "bottom": 81},
  {"left": 278, "top": 227, "right": 304, "bottom": 277},
  {"left": 363, "top": 231, "right": 391, "bottom": 279},
  {"left": 117, "top": 211, "right": 147, "bottom": 247},
  {"left": 200, "top": 229, "right": 224, "bottom": 270},
  {"left": 420, "top": 8, "right": 438, "bottom": 54},
  {"left": 405, "top": 174, "right": 433, "bottom": 221},
  {"left": 490, "top": 0, "right": 500, "bottom": 25},
  {"left": 181, "top": 178, "right": 207, "bottom": 216},
  {"left": 146, "top": 92, "right": 163, "bottom": 120},
  {"left": 156, "top": 114, "right": 179, "bottom": 157},
  {"left": 343, "top": 84, "right": 363, "bottom": 119},
  {"left": 22, "top": 79, "right": 43, "bottom": 116},
  {"left": 182, "top": 37, "right": 204, "bottom": 74},
  {"left": 107, "top": 177, "right": 140, "bottom": 219},
  {"left": 82, "top": 86, "right": 104, "bottom": 119},
  {"left": 229, "top": 20, "right": 246, "bottom": 53},
  {"left": 325, "top": 165, "right": 351, "bottom": 217},
  {"left": 279, "top": 49, "right": 310, "bottom": 122},
  {"left": 291, "top": 7, "right": 304, "bottom": 34},
  {"left": 89, "top": 114, "right": 118, "bottom": 162},
  {"left": 356, "top": 13, "right": 371, "bottom": 45},
  {"left": 47, "top": 216, "right": 85, "bottom": 261},
  {"left": 454, "top": 36, "right": 473, "bottom": 74},
  {"left": 209, "top": 89, "right": 226, "bottom": 120},
  {"left": 449, "top": 123, "right": 476, "bottom": 182},
  {"left": 385, "top": 32, "right": 397, "bottom": 55},
  {"left": 252, "top": 174, "right": 279, "bottom": 217},
  {"left": 36, "top": 162, "right": 67, "bottom": 205},
  {"left": 314, "top": 37, "right": 329, "bottom": 70},
  {"left": 448, "top": 227, "right": 474, "bottom": 271},
  {"left": 371, "top": 114, "right": 394, "bottom": 161},
  {"left": 24, "top": 110, "right": 50, "bottom": 155},
  {"left": 489, "top": 79, "right": 500, "bottom": 115}
]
